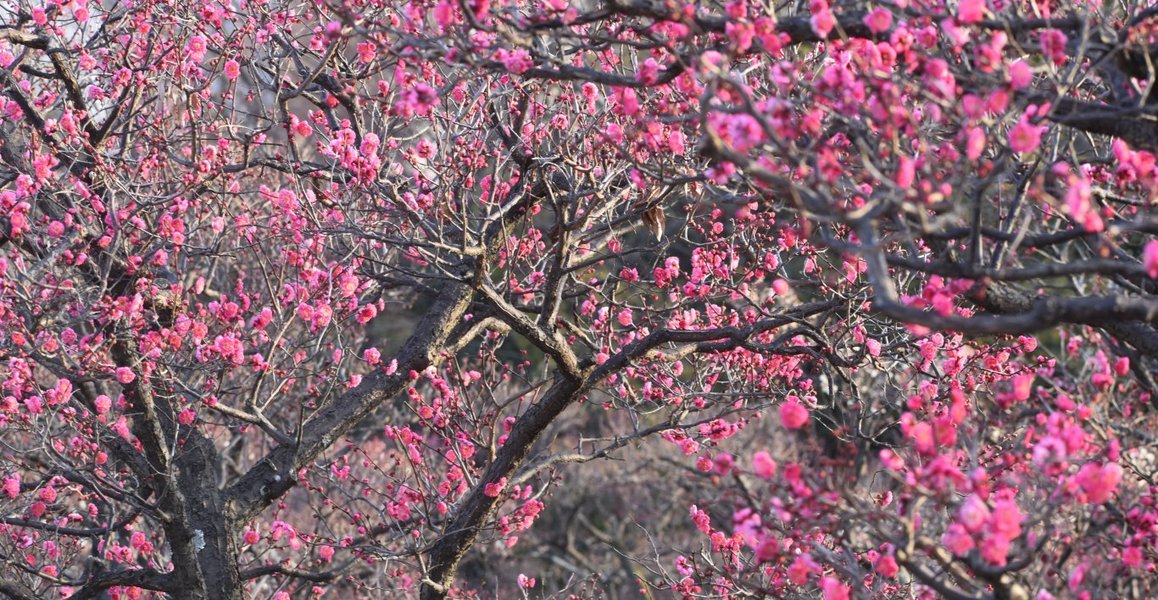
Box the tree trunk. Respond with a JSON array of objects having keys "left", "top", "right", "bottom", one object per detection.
[
  {"left": 421, "top": 376, "right": 586, "bottom": 599},
  {"left": 172, "top": 431, "right": 243, "bottom": 600}
]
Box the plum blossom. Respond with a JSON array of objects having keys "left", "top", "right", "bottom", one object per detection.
[
  {"left": 186, "top": 36, "right": 208, "bottom": 63},
  {"left": 115, "top": 367, "right": 136, "bottom": 385},
  {"left": 1009, "top": 60, "right": 1033, "bottom": 89},
  {"left": 484, "top": 477, "right": 508, "bottom": 497},
  {"left": 4, "top": 474, "right": 21, "bottom": 498},
  {"left": 779, "top": 397, "right": 809, "bottom": 429},
  {"left": 1040, "top": 29, "right": 1068, "bottom": 65},
  {"left": 809, "top": 0, "right": 835, "bottom": 38},
  {"left": 957, "top": 0, "right": 985, "bottom": 23},
  {"left": 223, "top": 59, "right": 241, "bottom": 80},
  {"left": 874, "top": 553, "right": 899, "bottom": 578},
  {"left": 958, "top": 494, "right": 991, "bottom": 533},
  {"left": 820, "top": 577, "right": 850, "bottom": 600},
  {"left": 498, "top": 49, "right": 533, "bottom": 74},
  {"left": 752, "top": 451, "right": 777, "bottom": 479},
  {"left": 863, "top": 7, "right": 893, "bottom": 34},
  {"left": 1009, "top": 115, "right": 1044, "bottom": 154},
  {"left": 787, "top": 554, "right": 819, "bottom": 584},
  {"left": 1074, "top": 462, "right": 1122, "bottom": 504},
  {"left": 1144, "top": 240, "right": 1158, "bottom": 278}
]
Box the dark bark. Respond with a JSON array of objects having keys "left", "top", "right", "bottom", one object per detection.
[
  {"left": 227, "top": 282, "right": 476, "bottom": 522},
  {"left": 417, "top": 300, "right": 845, "bottom": 598},
  {"left": 976, "top": 282, "right": 1158, "bottom": 360},
  {"left": 174, "top": 432, "right": 240, "bottom": 600},
  {"left": 111, "top": 339, "right": 241, "bottom": 600},
  {"left": 420, "top": 375, "right": 588, "bottom": 599}
]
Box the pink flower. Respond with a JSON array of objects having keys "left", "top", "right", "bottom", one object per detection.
[
  {"left": 980, "top": 532, "right": 1013, "bottom": 566},
  {"left": 23, "top": 398, "right": 42, "bottom": 416},
  {"left": 517, "top": 574, "right": 536, "bottom": 589},
  {"left": 4, "top": 474, "right": 21, "bottom": 498},
  {"left": 820, "top": 576, "right": 850, "bottom": 600},
  {"left": 779, "top": 398, "right": 809, "bottom": 429},
  {"left": 500, "top": 49, "right": 533, "bottom": 74},
  {"left": 484, "top": 477, "right": 508, "bottom": 497},
  {"left": 115, "top": 367, "right": 136, "bottom": 385},
  {"left": 1040, "top": 29, "right": 1068, "bottom": 65},
  {"left": 958, "top": 494, "right": 990, "bottom": 533},
  {"left": 712, "top": 453, "right": 735, "bottom": 475},
  {"left": 293, "top": 119, "right": 312, "bottom": 137},
  {"left": 319, "top": 545, "right": 334, "bottom": 562},
  {"left": 1122, "top": 546, "right": 1143, "bottom": 567},
  {"left": 809, "top": 0, "right": 835, "bottom": 38},
  {"left": 690, "top": 505, "right": 711, "bottom": 534},
  {"left": 186, "top": 35, "right": 208, "bottom": 63},
  {"left": 957, "top": 0, "right": 985, "bottom": 24},
  {"left": 942, "top": 523, "right": 975, "bottom": 556},
  {"left": 360, "top": 133, "right": 380, "bottom": 158},
  {"left": 1068, "top": 562, "right": 1088, "bottom": 591},
  {"left": 965, "top": 127, "right": 987, "bottom": 160},
  {"left": 1032, "top": 436, "right": 1067, "bottom": 468},
  {"left": 616, "top": 309, "right": 634, "bottom": 327},
  {"left": 1143, "top": 240, "right": 1158, "bottom": 278},
  {"left": 243, "top": 529, "right": 260, "bottom": 544},
  {"left": 178, "top": 408, "right": 196, "bottom": 426},
  {"left": 603, "top": 123, "right": 624, "bottom": 144},
  {"left": 894, "top": 155, "right": 915, "bottom": 188},
  {"left": 1075, "top": 462, "right": 1122, "bottom": 504},
  {"left": 988, "top": 498, "right": 1023, "bottom": 539},
  {"left": 863, "top": 8, "right": 893, "bottom": 34},
  {"left": 468, "top": 0, "right": 491, "bottom": 21},
  {"left": 433, "top": 1, "right": 456, "bottom": 28},
  {"left": 875, "top": 554, "right": 899, "bottom": 578},
  {"left": 909, "top": 422, "right": 935, "bottom": 455},
  {"left": 752, "top": 451, "right": 777, "bottom": 479},
  {"left": 1011, "top": 373, "right": 1034, "bottom": 401},
  {"left": 1009, "top": 60, "right": 1033, "bottom": 89},
  {"left": 357, "top": 304, "right": 378, "bottom": 324},
  {"left": 94, "top": 395, "right": 112, "bottom": 415},
  {"left": 788, "top": 554, "right": 819, "bottom": 584},
  {"left": 223, "top": 59, "right": 241, "bottom": 80},
  {"left": 311, "top": 303, "right": 333, "bottom": 330},
  {"left": 363, "top": 348, "right": 381, "bottom": 365},
  {"left": 725, "top": 21, "right": 755, "bottom": 53},
  {"left": 1008, "top": 117, "right": 1043, "bottom": 154}
]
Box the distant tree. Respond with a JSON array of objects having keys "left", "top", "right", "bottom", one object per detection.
[{"left": 0, "top": 1, "right": 1156, "bottom": 599}]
